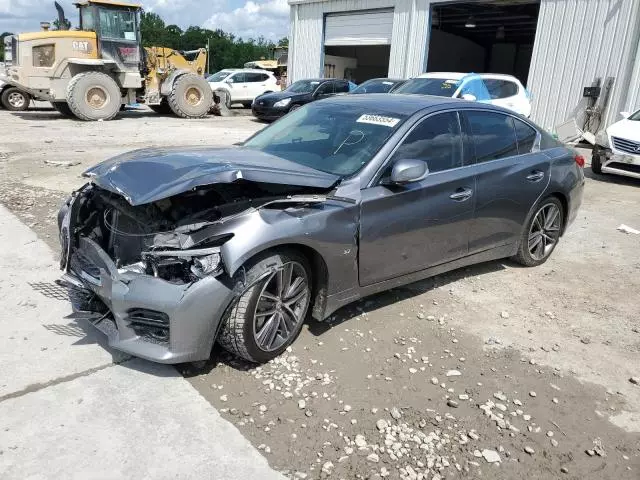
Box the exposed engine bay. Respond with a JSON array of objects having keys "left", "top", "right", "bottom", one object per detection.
[{"left": 61, "top": 181, "right": 333, "bottom": 285}]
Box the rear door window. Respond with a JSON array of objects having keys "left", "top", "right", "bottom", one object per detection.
[
  {"left": 391, "top": 112, "right": 463, "bottom": 173},
  {"left": 334, "top": 81, "right": 350, "bottom": 93},
  {"left": 513, "top": 118, "right": 537, "bottom": 154},
  {"left": 484, "top": 79, "right": 519, "bottom": 99},
  {"left": 466, "top": 111, "right": 519, "bottom": 162}
]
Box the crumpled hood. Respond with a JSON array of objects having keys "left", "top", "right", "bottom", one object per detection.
[{"left": 83, "top": 146, "right": 340, "bottom": 206}]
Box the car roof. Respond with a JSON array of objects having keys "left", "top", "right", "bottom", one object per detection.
[
  {"left": 416, "top": 72, "right": 522, "bottom": 83},
  {"left": 316, "top": 93, "right": 479, "bottom": 116},
  {"left": 295, "top": 78, "right": 341, "bottom": 82},
  {"left": 219, "top": 68, "right": 273, "bottom": 73},
  {"left": 361, "top": 78, "right": 404, "bottom": 83}
]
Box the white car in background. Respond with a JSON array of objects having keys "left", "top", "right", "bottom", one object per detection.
[
  {"left": 393, "top": 72, "right": 532, "bottom": 117},
  {"left": 207, "top": 69, "right": 279, "bottom": 108},
  {"left": 592, "top": 110, "right": 640, "bottom": 179}
]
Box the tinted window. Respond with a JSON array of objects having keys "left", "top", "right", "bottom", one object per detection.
[
  {"left": 352, "top": 79, "right": 399, "bottom": 94},
  {"left": 393, "top": 77, "right": 459, "bottom": 97},
  {"left": 334, "top": 81, "right": 350, "bottom": 93},
  {"left": 231, "top": 72, "right": 246, "bottom": 83},
  {"left": 467, "top": 111, "right": 519, "bottom": 162},
  {"left": 245, "top": 73, "right": 264, "bottom": 82},
  {"left": 513, "top": 118, "right": 537, "bottom": 153},
  {"left": 391, "top": 112, "right": 463, "bottom": 173},
  {"left": 316, "top": 82, "right": 334, "bottom": 95},
  {"left": 484, "top": 79, "right": 519, "bottom": 99},
  {"left": 98, "top": 8, "right": 136, "bottom": 40}
]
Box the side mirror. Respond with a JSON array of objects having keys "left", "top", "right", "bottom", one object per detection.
[
  {"left": 462, "top": 93, "right": 477, "bottom": 101},
  {"left": 225, "top": 78, "right": 234, "bottom": 84},
  {"left": 620, "top": 111, "right": 630, "bottom": 118},
  {"left": 390, "top": 159, "right": 429, "bottom": 184}
]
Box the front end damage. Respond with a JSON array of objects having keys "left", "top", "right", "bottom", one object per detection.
[{"left": 58, "top": 180, "right": 335, "bottom": 363}]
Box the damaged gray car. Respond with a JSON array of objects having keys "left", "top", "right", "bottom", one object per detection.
[{"left": 57, "top": 95, "right": 584, "bottom": 364}]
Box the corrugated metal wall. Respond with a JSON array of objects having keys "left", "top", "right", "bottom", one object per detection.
[
  {"left": 289, "top": 0, "right": 640, "bottom": 131},
  {"left": 528, "top": 0, "right": 640, "bottom": 130}
]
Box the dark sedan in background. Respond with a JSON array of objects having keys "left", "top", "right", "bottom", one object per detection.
[
  {"left": 350, "top": 78, "right": 405, "bottom": 94},
  {"left": 252, "top": 78, "right": 350, "bottom": 121},
  {"left": 58, "top": 95, "right": 584, "bottom": 364}
]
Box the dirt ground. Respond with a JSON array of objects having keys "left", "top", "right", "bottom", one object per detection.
[{"left": 1, "top": 105, "right": 639, "bottom": 480}]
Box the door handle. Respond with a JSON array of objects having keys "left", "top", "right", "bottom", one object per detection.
[
  {"left": 449, "top": 188, "right": 473, "bottom": 201},
  {"left": 526, "top": 170, "right": 545, "bottom": 182}
]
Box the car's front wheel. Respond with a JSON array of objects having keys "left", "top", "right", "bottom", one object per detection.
[
  {"left": 218, "top": 250, "right": 311, "bottom": 363},
  {"left": 513, "top": 197, "right": 564, "bottom": 267},
  {"left": 1, "top": 87, "right": 30, "bottom": 111},
  {"left": 591, "top": 145, "right": 604, "bottom": 174}
]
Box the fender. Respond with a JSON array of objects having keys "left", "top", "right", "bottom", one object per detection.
[{"left": 160, "top": 69, "right": 192, "bottom": 96}]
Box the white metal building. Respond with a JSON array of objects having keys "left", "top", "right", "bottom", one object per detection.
[{"left": 287, "top": 0, "right": 640, "bottom": 132}]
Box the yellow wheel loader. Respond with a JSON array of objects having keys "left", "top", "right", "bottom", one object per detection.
[{"left": 1, "top": 0, "right": 212, "bottom": 121}]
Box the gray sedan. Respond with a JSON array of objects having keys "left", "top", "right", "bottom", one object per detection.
[{"left": 57, "top": 95, "right": 584, "bottom": 364}]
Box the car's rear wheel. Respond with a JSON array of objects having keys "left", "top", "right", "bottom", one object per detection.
[
  {"left": 513, "top": 197, "right": 564, "bottom": 267},
  {"left": 218, "top": 250, "right": 311, "bottom": 363}
]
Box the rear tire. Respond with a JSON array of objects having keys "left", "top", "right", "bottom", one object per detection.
[
  {"left": 591, "top": 146, "right": 604, "bottom": 174},
  {"left": 218, "top": 250, "right": 312, "bottom": 363},
  {"left": 148, "top": 99, "right": 172, "bottom": 115},
  {"left": 51, "top": 101, "right": 74, "bottom": 117},
  {"left": 1, "top": 87, "right": 30, "bottom": 111},
  {"left": 167, "top": 73, "right": 212, "bottom": 118},
  {"left": 512, "top": 196, "right": 564, "bottom": 267},
  {"left": 66, "top": 72, "right": 121, "bottom": 121}
]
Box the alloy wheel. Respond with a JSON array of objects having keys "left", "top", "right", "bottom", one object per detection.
[
  {"left": 8, "top": 91, "right": 25, "bottom": 109},
  {"left": 253, "top": 261, "right": 310, "bottom": 352},
  {"left": 528, "top": 202, "right": 562, "bottom": 261}
]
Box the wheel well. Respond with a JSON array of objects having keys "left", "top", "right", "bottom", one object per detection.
[
  {"left": 548, "top": 192, "right": 569, "bottom": 235},
  {"left": 245, "top": 243, "right": 329, "bottom": 322}
]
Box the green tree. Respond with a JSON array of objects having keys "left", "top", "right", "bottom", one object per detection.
[{"left": 52, "top": 18, "right": 72, "bottom": 30}]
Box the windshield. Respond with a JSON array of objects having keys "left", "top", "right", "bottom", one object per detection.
[
  {"left": 394, "top": 78, "right": 460, "bottom": 97},
  {"left": 286, "top": 80, "right": 321, "bottom": 94},
  {"left": 628, "top": 109, "right": 640, "bottom": 121},
  {"left": 243, "top": 102, "right": 409, "bottom": 176},
  {"left": 352, "top": 79, "right": 398, "bottom": 94},
  {"left": 208, "top": 71, "right": 232, "bottom": 82},
  {"left": 98, "top": 8, "right": 137, "bottom": 40}
]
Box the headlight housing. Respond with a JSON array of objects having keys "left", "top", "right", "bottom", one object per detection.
[
  {"left": 274, "top": 97, "right": 291, "bottom": 108},
  {"left": 141, "top": 247, "right": 224, "bottom": 283}
]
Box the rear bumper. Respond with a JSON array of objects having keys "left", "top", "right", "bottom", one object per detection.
[{"left": 64, "top": 237, "right": 235, "bottom": 364}]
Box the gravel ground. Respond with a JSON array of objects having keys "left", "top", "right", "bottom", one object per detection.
[{"left": 1, "top": 105, "right": 639, "bottom": 479}]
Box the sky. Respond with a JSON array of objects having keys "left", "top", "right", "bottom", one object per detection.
[{"left": 0, "top": 0, "right": 290, "bottom": 41}]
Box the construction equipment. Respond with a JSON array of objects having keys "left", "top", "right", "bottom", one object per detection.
[{"left": 1, "top": 0, "right": 212, "bottom": 121}]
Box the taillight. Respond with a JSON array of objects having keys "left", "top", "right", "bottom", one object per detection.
[{"left": 574, "top": 154, "right": 585, "bottom": 168}]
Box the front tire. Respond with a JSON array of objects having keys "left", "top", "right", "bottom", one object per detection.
[
  {"left": 218, "top": 250, "right": 312, "bottom": 363},
  {"left": 168, "top": 73, "right": 213, "bottom": 118},
  {"left": 513, "top": 197, "right": 564, "bottom": 267},
  {"left": 66, "top": 72, "right": 121, "bottom": 121},
  {"left": 1, "top": 87, "right": 30, "bottom": 111},
  {"left": 591, "top": 146, "right": 604, "bottom": 174}
]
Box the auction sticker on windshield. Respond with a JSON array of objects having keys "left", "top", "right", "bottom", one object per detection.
[{"left": 356, "top": 114, "right": 400, "bottom": 127}]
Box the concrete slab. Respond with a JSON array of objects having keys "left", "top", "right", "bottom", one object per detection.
[
  {"left": 0, "top": 205, "right": 126, "bottom": 397},
  {"left": 0, "top": 359, "right": 284, "bottom": 480}
]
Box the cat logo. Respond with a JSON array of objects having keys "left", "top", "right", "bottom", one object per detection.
[{"left": 72, "top": 41, "right": 91, "bottom": 53}]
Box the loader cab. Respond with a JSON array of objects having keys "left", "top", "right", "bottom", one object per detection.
[{"left": 76, "top": 0, "right": 142, "bottom": 71}]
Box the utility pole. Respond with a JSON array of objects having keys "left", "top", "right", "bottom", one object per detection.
[{"left": 206, "top": 38, "right": 210, "bottom": 74}]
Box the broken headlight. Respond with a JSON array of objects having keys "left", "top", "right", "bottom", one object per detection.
[{"left": 142, "top": 247, "right": 224, "bottom": 283}]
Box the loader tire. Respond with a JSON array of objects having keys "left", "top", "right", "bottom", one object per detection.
[
  {"left": 51, "top": 102, "right": 74, "bottom": 117},
  {"left": 66, "top": 72, "right": 121, "bottom": 121},
  {"left": 167, "top": 73, "right": 212, "bottom": 119}
]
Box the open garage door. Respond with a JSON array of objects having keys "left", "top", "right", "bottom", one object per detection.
[
  {"left": 427, "top": 1, "right": 540, "bottom": 86},
  {"left": 323, "top": 10, "right": 393, "bottom": 84}
]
